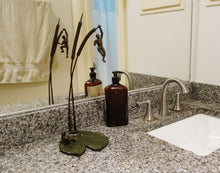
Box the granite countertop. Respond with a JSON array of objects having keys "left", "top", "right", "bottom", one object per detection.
[{"left": 1, "top": 99, "right": 220, "bottom": 173}]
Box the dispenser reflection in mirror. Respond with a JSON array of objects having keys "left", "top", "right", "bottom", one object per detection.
[{"left": 84, "top": 67, "right": 103, "bottom": 98}]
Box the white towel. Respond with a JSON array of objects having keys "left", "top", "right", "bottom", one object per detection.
[{"left": 0, "top": 0, "right": 55, "bottom": 83}]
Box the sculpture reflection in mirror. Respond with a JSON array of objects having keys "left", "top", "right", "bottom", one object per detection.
[
  {"left": 59, "top": 14, "right": 108, "bottom": 156},
  {"left": 49, "top": 19, "right": 69, "bottom": 105}
]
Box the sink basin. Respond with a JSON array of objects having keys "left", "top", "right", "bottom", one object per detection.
[{"left": 148, "top": 114, "right": 220, "bottom": 156}]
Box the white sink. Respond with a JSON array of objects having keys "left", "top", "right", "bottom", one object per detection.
[{"left": 148, "top": 114, "right": 220, "bottom": 156}]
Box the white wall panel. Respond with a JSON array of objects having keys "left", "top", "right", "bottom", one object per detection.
[
  {"left": 127, "top": 0, "right": 191, "bottom": 80},
  {"left": 191, "top": 0, "right": 220, "bottom": 85}
]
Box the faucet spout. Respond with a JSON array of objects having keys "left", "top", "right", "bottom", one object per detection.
[
  {"left": 160, "top": 78, "right": 189, "bottom": 117},
  {"left": 120, "top": 71, "right": 133, "bottom": 90}
]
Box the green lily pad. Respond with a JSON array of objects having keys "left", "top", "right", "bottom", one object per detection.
[{"left": 59, "top": 131, "right": 108, "bottom": 156}]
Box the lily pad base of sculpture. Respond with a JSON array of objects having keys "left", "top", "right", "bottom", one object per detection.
[{"left": 59, "top": 131, "right": 109, "bottom": 156}]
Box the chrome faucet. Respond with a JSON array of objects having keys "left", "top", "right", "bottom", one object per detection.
[
  {"left": 159, "top": 78, "right": 189, "bottom": 116},
  {"left": 120, "top": 70, "right": 133, "bottom": 90}
]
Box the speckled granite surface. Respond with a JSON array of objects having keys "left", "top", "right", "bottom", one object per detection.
[
  {"left": 192, "top": 82, "right": 220, "bottom": 104},
  {"left": 1, "top": 81, "right": 220, "bottom": 172},
  {"left": 0, "top": 93, "right": 85, "bottom": 115},
  {"left": 129, "top": 72, "right": 167, "bottom": 89},
  {"left": 1, "top": 99, "right": 220, "bottom": 173}
]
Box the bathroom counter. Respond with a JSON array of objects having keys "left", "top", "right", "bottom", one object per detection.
[{"left": 1, "top": 99, "right": 220, "bottom": 173}]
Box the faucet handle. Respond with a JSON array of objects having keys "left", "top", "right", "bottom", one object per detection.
[
  {"left": 137, "top": 100, "right": 156, "bottom": 121},
  {"left": 173, "top": 92, "right": 181, "bottom": 111}
]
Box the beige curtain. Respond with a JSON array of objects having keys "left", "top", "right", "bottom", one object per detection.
[
  {"left": 0, "top": 0, "right": 55, "bottom": 83},
  {"left": 71, "top": 0, "right": 95, "bottom": 93}
]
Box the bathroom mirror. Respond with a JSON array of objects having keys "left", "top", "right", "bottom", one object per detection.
[{"left": 0, "top": 0, "right": 192, "bottom": 116}]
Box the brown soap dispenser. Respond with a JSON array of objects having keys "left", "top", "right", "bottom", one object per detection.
[
  {"left": 84, "top": 67, "right": 103, "bottom": 98},
  {"left": 104, "top": 71, "right": 128, "bottom": 127}
]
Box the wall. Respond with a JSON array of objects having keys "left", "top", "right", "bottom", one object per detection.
[
  {"left": 191, "top": 0, "right": 220, "bottom": 86},
  {"left": 0, "top": 0, "right": 74, "bottom": 106},
  {"left": 126, "top": 0, "right": 192, "bottom": 80}
]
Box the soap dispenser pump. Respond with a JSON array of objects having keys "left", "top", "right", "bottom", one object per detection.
[
  {"left": 104, "top": 71, "right": 128, "bottom": 127},
  {"left": 84, "top": 67, "right": 103, "bottom": 98}
]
